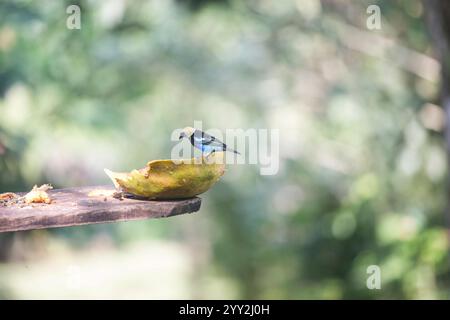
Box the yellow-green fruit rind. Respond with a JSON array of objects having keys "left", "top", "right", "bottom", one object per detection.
[{"left": 104, "top": 153, "right": 225, "bottom": 199}]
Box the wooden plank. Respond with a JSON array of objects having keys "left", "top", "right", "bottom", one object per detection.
[{"left": 0, "top": 185, "right": 201, "bottom": 233}]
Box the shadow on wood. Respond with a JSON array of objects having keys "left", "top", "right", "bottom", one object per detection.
[{"left": 0, "top": 186, "right": 201, "bottom": 233}]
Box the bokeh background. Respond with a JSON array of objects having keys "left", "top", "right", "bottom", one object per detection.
[{"left": 1, "top": 0, "right": 450, "bottom": 299}]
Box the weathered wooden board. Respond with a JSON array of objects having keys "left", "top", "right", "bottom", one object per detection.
[{"left": 0, "top": 185, "right": 201, "bottom": 233}]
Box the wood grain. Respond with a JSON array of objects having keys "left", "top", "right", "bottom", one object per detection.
[{"left": 0, "top": 186, "right": 201, "bottom": 233}]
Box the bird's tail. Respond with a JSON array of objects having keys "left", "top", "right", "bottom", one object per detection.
[{"left": 229, "top": 148, "right": 240, "bottom": 155}]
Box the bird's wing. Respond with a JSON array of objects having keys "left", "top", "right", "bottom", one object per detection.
[{"left": 193, "top": 130, "right": 227, "bottom": 148}]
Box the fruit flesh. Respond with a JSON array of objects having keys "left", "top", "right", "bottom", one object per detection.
[{"left": 105, "top": 153, "right": 226, "bottom": 199}]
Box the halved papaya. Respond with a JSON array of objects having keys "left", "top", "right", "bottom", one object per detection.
[{"left": 104, "top": 152, "right": 225, "bottom": 199}]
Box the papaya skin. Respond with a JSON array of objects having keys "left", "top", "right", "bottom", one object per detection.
[{"left": 104, "top": 152, "right": 225, "bottom": 199}]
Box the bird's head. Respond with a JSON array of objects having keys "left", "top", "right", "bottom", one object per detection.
[{"left": 179, "top": 126, "right": 196, "bottom": 140}]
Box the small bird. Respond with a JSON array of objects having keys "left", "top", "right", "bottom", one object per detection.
[{"left": 179, "top": 127, "right": 240, "bottom": 156}]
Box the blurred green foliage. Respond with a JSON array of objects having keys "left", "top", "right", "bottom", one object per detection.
[{"left": 0, "top": 0, "right": 449, "bottom": 299}]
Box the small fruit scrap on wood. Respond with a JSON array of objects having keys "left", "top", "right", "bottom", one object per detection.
[
  {"left": 0, "top": 192, "right": 19, "bottom": 207},
  {"left": 87, "top": 189, "right": 124, "bottom": 201},
  {"left": 87, "top": 189, "right": 117, "bottom": 198},
  {"left": 0, "top": 184, "right": 53, "bottom": 207},
  {"left": 0, "top": 192, "right": 17, "bottom": 201},
  {"left": 24, "top": 184, "right": 53, "bottom": 204}
]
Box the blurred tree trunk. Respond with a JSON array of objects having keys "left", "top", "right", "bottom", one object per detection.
[{"left": 424, "top": 1, "right": 450, "bottom": 225}]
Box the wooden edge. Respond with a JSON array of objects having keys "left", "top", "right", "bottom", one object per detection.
[{"left": 0, "top": 186, "right": 202, "bottom": 233}]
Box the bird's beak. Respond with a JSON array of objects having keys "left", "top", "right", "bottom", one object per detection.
[{"left": 179, "top": 132, "right": 185, "bottom": 140}]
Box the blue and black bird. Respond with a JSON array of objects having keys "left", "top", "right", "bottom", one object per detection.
[{"left": 179, "top": 127, "right": 240, "bottom": 156}]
